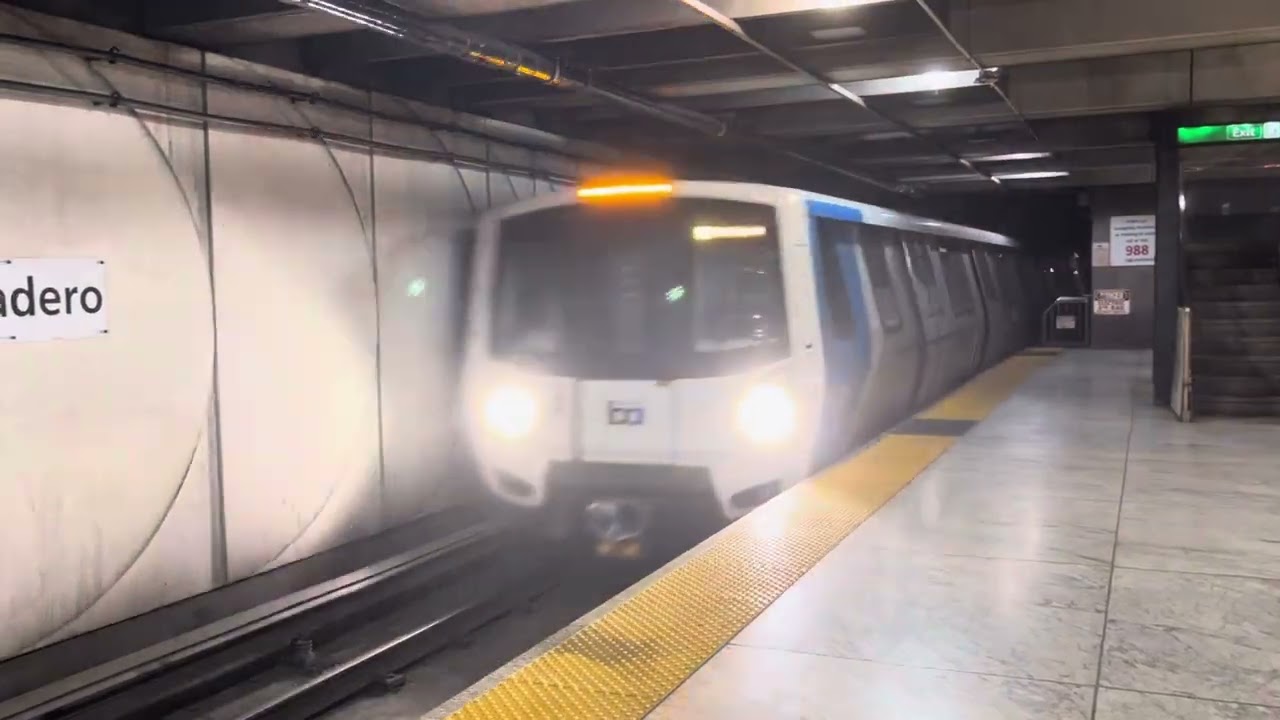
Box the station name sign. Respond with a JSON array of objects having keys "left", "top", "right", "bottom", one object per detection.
[
  {"left": 1178, "top": 122, "right": 1280, "bottom": 145},
  {"left": 0, "top": 258, "right": 108, "bottom": 342}
]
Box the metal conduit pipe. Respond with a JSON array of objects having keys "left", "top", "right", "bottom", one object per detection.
[
  {"left": 279, "top": 0, "right": 907, "bottom": 194},
  {"left": 0, "top": 31, "right": 605, "bottom": 163},
  {"left": 280, "top": 0, "right": 726, "bottom": 137}
]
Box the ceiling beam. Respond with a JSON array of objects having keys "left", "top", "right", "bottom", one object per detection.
[
  {"left": 432, "top": 0, "right": 1280, "bottom": 114},
  {"left": 155, "top": 0, "right": 908, "bottom": 49},
  {"left": 960, "top": 0, "right": 1280, "bottom": 65},
  {"left": 549, "top": 45, "right": 1278, "bottom": 140},
  {"left": 147, "top": 0, "right": 353, "bottom": 45}
]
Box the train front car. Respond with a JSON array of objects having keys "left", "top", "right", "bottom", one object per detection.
[{"left": 461, "top": 181, "right": 822, "bottom": 553}]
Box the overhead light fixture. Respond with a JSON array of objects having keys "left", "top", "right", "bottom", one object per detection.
[
  {"left": 992, "top": 171, "right": 1070, "bottom": 180},
  {"left": 810, "top": 26, "right": 867, "bottom": 41},
  {"left": 966, "top": 151, "right": 1054, "bottom": 162},
  {"left": 900, "top": 172, "right": 990, "bottom": 183},
  {"left": 827, "top": 83, "right": 866, "bottom": 106},
  {"left": 832, "top": 68, "right": 1000, "bottom": 98},
  {"left": 860, "top": 130, "right": 914, "bottom": 141}
]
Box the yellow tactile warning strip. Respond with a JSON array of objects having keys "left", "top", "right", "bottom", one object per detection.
[
  {"left": 916, "top": 351, "right": 1059, "bottom": 421},
  {"left": 448, "top": 352, "right": 1058, "bottom": 720}
]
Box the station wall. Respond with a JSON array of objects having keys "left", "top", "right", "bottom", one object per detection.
[
  {"left": 1089, "top": 186, "right": 1156, "bottom": 349},
  {"left": 0, "top": 7, "right": 583, "bottom": 661}
]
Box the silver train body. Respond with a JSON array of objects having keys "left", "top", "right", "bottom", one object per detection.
[{"left": 461, "top": 181, "right": 1041, "bottom": 543}]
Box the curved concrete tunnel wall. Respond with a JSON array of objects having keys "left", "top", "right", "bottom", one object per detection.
[{"left": 0, "top": 7, "right": 576, "bottom": 660}]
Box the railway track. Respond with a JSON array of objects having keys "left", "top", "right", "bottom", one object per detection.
[{"left": 2, "top": 519, "right": 556, "bottom": 720}]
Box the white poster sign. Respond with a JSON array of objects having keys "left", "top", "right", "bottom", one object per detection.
[
  {"left": 1091, "top": 241, "right": 1110, "bottom": 267},
  {"left": 0, "top": 259, "right": 108, "bottom": 341},
  {"left": 1094, "top": 288, "right": 1131, "bottom": 316},
  {"left": 1109, "top": 215, "right": 1155, "bottom": 266}
]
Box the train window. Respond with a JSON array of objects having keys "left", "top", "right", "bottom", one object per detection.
[
  {"left": 904, "top": 238, "right": 943, "bottom": 318},
  {"left": 492, "top": 227, "right": 567, "bottom": 359},
  {"left": 941, "top": 250, "right": 976, "bottom": 316},
  {"left": 858, "top": 231, "right": 903, "bottom": 331},
  {"left": 692, "top": 231, "right": 788, "bottom": 353},
  {"left": 492, "top": 199, "right": 787, "bottom": 379},
  {"left": 814, "top": 218, "right": 855, "bottom": 340}
]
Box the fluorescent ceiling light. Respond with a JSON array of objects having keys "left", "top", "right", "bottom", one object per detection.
[
  {"left": 900, "top": 172, "right": 989, "bottom": 183},
  {"left": 827, "top": 83, "right": 866, "bottom": 106},
  {"left": 993, "top": 171, "right": 1070, "bottom": 180},
  {"left": 860, "top": 130, "right": 913, "bottom": 141},
  {"left": 810, "top": 26, "right": 866, "bottom": 41},
  {"left": 966, "top": 151, "right": 1053, "bottom": 162},
  {"left": 833, "top": 68, "right": 997, "bottom": 98}
]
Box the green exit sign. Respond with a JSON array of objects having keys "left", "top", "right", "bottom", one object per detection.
[{"left": 1178, "top": 122, "right": 1280, "bottom": 145}]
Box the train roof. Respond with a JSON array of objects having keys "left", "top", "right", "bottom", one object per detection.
[
  {"left": 796, "top": 188, "right": 1019, "bottom": 250},
  {"left": 488, "top": 180, "right": 1020, "bottom": 250},
  {"left": 677, "top": 181, "right": 1019, "bottom": 250}
]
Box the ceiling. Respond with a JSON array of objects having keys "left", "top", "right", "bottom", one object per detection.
[{"left": 12, "top": 0, "right": 1280, "bottom": 200}]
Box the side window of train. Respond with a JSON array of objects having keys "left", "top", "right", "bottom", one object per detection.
[
  {"left": 857, "top": 228, "right": 903, "bottom": 332},
  {"left": 941, "top": 249, "right": 976, "bottom": 316},
  {"left": 814, "top": 218, "right": 855, "bottom": 340},
  {"left": 904, "top": 236, "right": 943, "bottom": 317}
]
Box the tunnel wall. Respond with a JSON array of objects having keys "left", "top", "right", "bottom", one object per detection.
[{"left": 0, "top": 7, "right": 583, "bottom": 661}]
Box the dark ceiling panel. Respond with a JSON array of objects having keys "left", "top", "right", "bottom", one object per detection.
[
  {"left": 146, "top": 0, "right": 283, "bottom": 31},
  {"left": 424, "top": 32, "right": 957, "bottom": 112},
  {"left": 591, "top": 34, "right": 954, "bottom": 92},
  {"left": 13, "top": 0, "right": 1280, "bottom": 193}
]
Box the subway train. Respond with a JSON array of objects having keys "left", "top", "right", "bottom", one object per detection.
[{"left": 460, "top": 179, "right": 1043, "bottom": 548}]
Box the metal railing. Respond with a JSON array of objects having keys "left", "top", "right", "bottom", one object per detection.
[{"left": 1040, "top": 296, "right": 1091, "bottom": 347}]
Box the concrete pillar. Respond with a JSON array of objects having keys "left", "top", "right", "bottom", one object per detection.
[{"left": 1152, "top": 113, "right": 1183, "bottom": 405}]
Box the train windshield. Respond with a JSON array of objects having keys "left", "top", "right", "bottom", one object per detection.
[{"left": 492, "top": 198, "right": 787, "bottom": 379}]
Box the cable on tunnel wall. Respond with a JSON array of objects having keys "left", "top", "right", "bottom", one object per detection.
[
  {"left": 0, "top": 31, "right": 603, "bottom": 165},
  {"left": 0, "top": 77, "right": 578, "bottom": 183}
]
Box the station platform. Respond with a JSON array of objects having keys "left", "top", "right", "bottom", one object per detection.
[{"left": 435, "top": 350, "right": 1280, "bottom": 720}]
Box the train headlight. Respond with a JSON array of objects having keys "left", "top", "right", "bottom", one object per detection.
[
  {"left": 483, "top": 385, "right": 538, "bottom": 440},
  {"left": 736, "top": 384, "right": 796, "bottom": 445}
]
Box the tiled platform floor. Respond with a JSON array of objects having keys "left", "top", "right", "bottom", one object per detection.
[{"left": 651, "top": 351, "right": 1280, "bottom": 719}]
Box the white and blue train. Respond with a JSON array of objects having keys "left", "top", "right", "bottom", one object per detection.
[{"left": 461, "top": 180, "right": 1042, "bottom": 545}]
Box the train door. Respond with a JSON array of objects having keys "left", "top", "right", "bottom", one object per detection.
[
  {"left": 903, "top": 234, "right": 947, "bottom": 409},
  {"left": 882, "top": 232, "right": 927, "bottom": 417},
  {"left": 996, "top": 253, "right": 1028, "bottom": 349},
  {"left": 855, "top": 224, "right": 919, "bottom": 435},
  {"left": 940, "top": 247, "right": 985, "bottom": 376},
  {"left": 973, "top": 249, "right": 1006, "bottom": 366},
  {"left": 810, "top": 217, "right": 863, "bottom": 467}
]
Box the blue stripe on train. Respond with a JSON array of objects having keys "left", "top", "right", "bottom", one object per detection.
[
  {"left": 806, "top": 198, "right": 864, "bottom": 224},
  {"left": 804, "top": 199, "right": 873, "bottom": 468}
]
